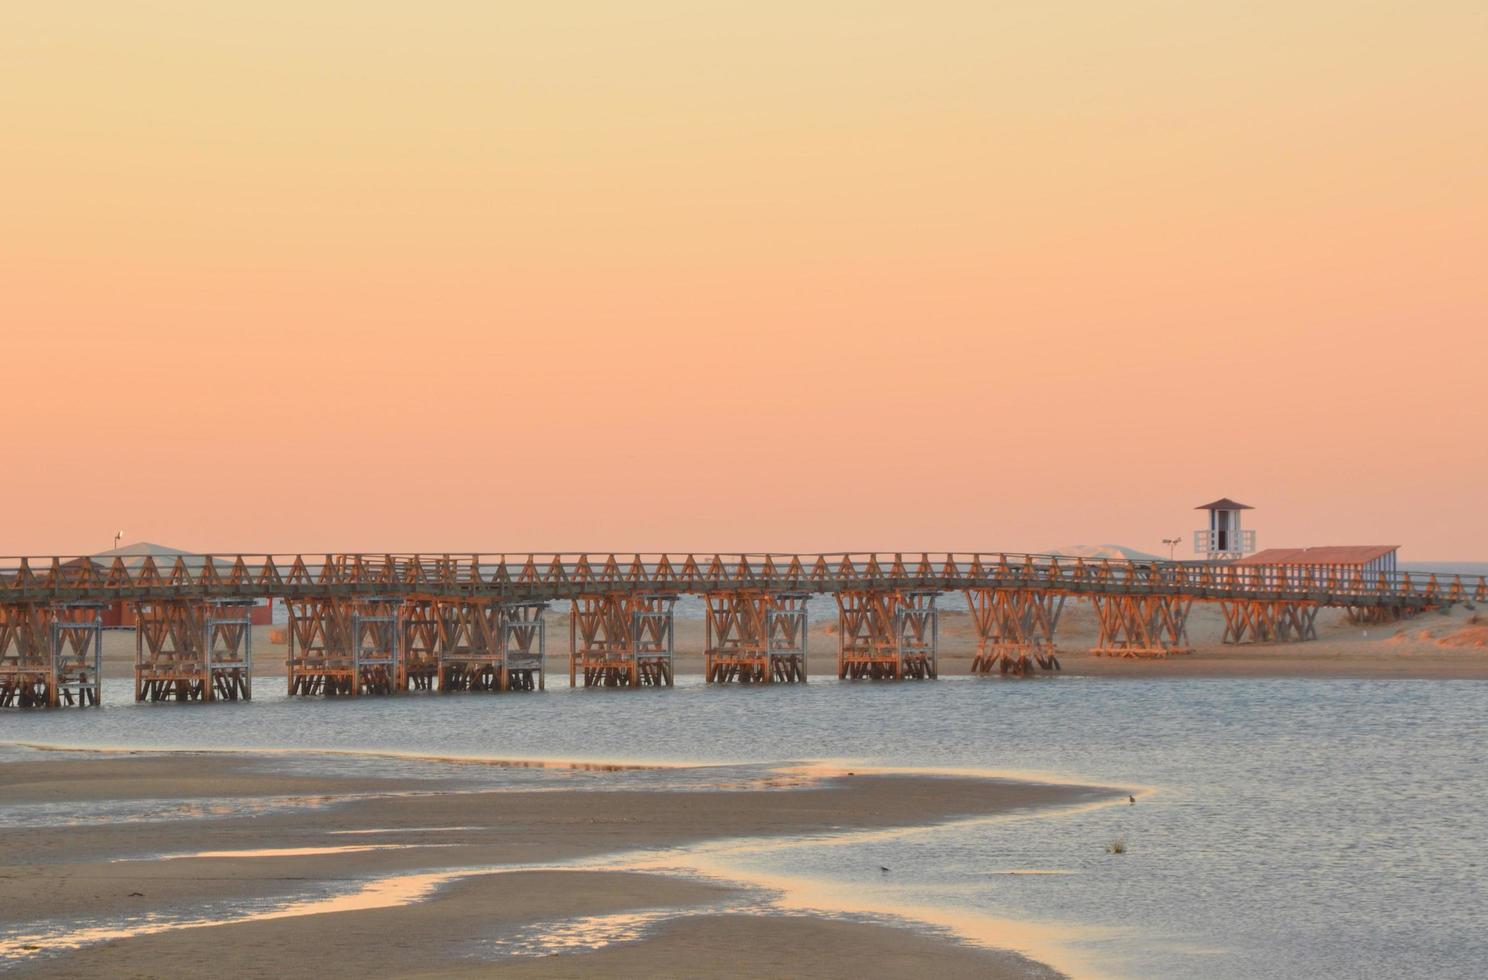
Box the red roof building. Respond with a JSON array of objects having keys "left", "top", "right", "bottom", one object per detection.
[
  {"left": 1234, "top": 545, "right": 1399, "bottom": 577},
  {"left": 87, "top": 543, "right": 274, "bottom": 627}
]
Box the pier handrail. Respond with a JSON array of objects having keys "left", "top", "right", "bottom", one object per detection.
[{"left": 0, "top": 552, "right": 1482, "bottom": 608}]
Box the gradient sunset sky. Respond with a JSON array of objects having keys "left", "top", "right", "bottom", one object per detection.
[{"left": 2, "top": 2, "right": 1484, "bottom": 558}]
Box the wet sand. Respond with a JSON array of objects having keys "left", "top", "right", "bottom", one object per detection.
[
  {"left": 0, "top": 752, "right": 1115, "bottom": 978},
  {"left": 462, "top": 913, "right": 1062, "bottom": 980}
]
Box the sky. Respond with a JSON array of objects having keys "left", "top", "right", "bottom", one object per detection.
[{"left": 2, "top": 2, "right": 1484, "bottom": 559}]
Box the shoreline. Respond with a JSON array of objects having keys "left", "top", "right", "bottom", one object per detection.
[{"left": 0, "top": 748, "right": 1127, "bottom": 979}]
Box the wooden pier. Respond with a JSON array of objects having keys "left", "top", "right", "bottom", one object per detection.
[{"left": 2, "top": 551, "right": 1483, "bottom": 707}]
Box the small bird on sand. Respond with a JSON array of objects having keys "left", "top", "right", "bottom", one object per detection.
[
  {"left": 879, "top": 866, "right": 891, "bottom": 873},
  {"left": 1128, "top": 796, "right": 1136, "bottom": 804}
]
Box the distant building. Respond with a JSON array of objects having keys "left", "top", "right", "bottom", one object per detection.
[
  {"left": 1194, "top": 498, "right": 1256, "bottom": 561},
  {"left": 1234, "top": 545, "right": 1399, "bottom": 578},
  {"left": 87, "top": 542, "right": 273, "bottom": 627}
]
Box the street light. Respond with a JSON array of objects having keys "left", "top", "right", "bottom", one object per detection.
[{"left": 1161, "top": 537, "right": 1181, "bottom": 561}]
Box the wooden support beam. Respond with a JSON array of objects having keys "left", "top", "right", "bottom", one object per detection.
[
  {"left": 895, "top": 591, "right": 939, "bottom": 680},
  {"left": 400, "top": 599, "right": 441, "bottom": 691},
  {"left": 501, "top": 601, "right": 547, "bottom": 692},
  {"left": 286, "top": 596, "right": 400, "bottom": 696},
  {"left": 0, "top": 603, "right": 54, "bottom": 708},
  {"left": 286, "top": 597, "right": 340, "bottom": 696},
  {"left": 351, "top": 597, "right": 400, "bottom": 695},
  {"left": 705, "top": 591, "right": 766, "bottom": 683},
  {"left": 569, "top": 594, "right": 627, "bottom": 688},
  {"left": 1090, "top": 594, "right": 1193, "bottom": 658},
  {"left": 135, "top": 599, "right": 253, "bottom": 703},
  {"left": 205, "top": 602, "right": 254, "bottom": 701},
  {"left": 434, "top": 599, "right": 503, "bottom": 693},
  {"left": 49, "top": 603, "right": 103, "bottom": 707},
  {"left": 1220, "top": 599, "right": 1319, "bottom": 644},
  {"left": 569, "top": 594, "right": 674, "bottom": 688},
  {"left": 836, "top": 591, "right": 899, "bottom": 680},
  {"left": 631, "top": 595, "right": 675, "bottom": 688},
  {"left": 703, "top": 591, "right": 809, "bottom": 684},
  {"left": 767, "top": 593, "right": 809, "bottom": 683},
  {"left": 836, "top": 590, "right": 937, "bottom": 681},
  {"left": 135, "top": 599, "right": 198, "bottom": 702},
  {"left": 965, "top": 588, "right": 1064, "bottom": 676}
]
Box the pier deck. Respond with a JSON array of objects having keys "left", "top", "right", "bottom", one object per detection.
[{"left": 3, "top": 552, "right": 1480, "bottom": 705}]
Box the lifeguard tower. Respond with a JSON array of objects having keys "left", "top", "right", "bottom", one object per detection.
[{"left": 1194, "top": 498, "right": 1256, "bottom": 561}]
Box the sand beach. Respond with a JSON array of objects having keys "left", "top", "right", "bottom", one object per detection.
[{"left": 0, "top": 750, "right": 1115, "bottom": 978}]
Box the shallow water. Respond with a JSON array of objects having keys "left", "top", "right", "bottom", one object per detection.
[{"left": 3, "top": 674, "right": 1485, "bottom": 979}]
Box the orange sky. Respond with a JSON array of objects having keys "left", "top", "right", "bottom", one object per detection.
[{"left": 2, "top": 2, "right": 1485, "bottom": 559}]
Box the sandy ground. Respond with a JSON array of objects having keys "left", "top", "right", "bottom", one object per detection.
[
  {"left": 1, "top": 752, "right": 1111, "bottom": 978},
  {"left": 95, "top": 599, "right": 1488, "bottom": 683}
]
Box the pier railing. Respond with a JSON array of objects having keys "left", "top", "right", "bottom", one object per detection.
[{"left": 1, "top": 553, "right": 1482, "bottom": 609}]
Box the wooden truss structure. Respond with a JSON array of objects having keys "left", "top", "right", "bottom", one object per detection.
[
  {"left": 966, "top": 588, "right": 1064, "bottom": 676},
  {"left": 350, "top": 597, "right": 400, "bottom": 694},
  {"left": 0, "top": 603, "right": 49, "bottom": 708},
  {"left": 400, "top": 599, "right": 441, "bottom": 691},
  {"left": 1220, "top": 600, "right": 1319, "bottom": 644},
  {"left": 836, "top": 590, "right": 938, "bottom": 680},
  {"left": 1090, "top": 595, "right": 1193, "bottom": 658},
  {"left": 703, "top": 591, "right": 808, "bottom": 683},
  {"left": 284, "top": 596, "right": 546, "bottom": 697},
  {"left": 135, "top": 599, "right": 254, "bottom": 702},
  {"left": 51, "top": 603, "right": 103, "bottom": 707},
  {"left": 287, "top": 596, "right": 401, "bottom": 696},
  {"left": 393, "top": 598, "right": 546, "bottom": 693},
  {"left": 569, "top": 594, "right": 674, "bottom": 688},
  {"left": 501, "top": 601, "right": 547, "bottom": 691},
  {"left": 434, "top": 598, "right": 505, "bottom": 693},
  {"left": 0, "top": 602, "right": 102, "bottom": 708},
  {"left": 284, "top": 596, "right": 350, "bottom": 696},
  {"left": 9, "top": 548, "right": 1485, "bottom": 707}
]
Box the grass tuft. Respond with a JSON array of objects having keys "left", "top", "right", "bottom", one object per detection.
[{"left": 1106, "top": 838, "right": 1127, "bottom": 855}]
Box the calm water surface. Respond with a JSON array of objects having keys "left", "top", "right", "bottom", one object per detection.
[{"left": 3, "top": 675, "right": 1485, "bottom": 979}]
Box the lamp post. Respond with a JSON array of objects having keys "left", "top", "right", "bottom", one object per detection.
[{"left": 1161, "top": 537, "right": 1181, "bottom": 561}]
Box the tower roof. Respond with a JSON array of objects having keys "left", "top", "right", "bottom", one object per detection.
[{"left": 1195, "top": 497, "right": 1253, "bottom": 511}]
